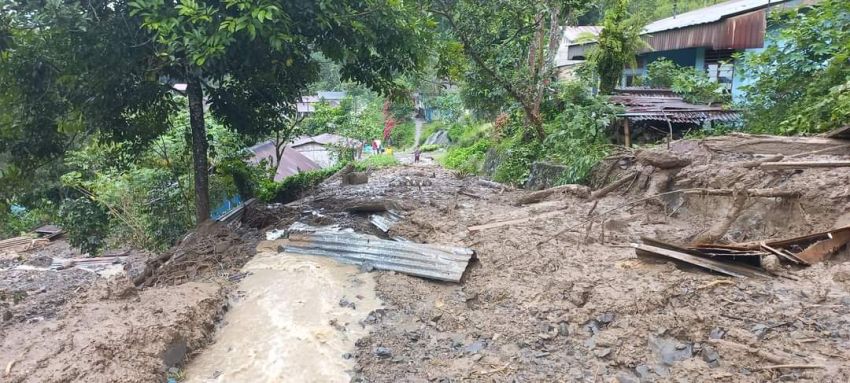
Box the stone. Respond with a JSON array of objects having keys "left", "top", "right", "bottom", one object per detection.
[
  {"left": 464, "top": 340, "right": 486, "bottom": 354},
  {"left": 597, "top": 312, "right": 616, "bottom": 324},
  {"left": 751, "top": 324, "right": 770, "bottom": 339},
  {"left": 761, "top": 254, "right": 781, "bottom": 273},
  {"left": 374, "top": 347, "right": 393, "bottom": 358},
  {"left": 616, "top": 373, "right": 640, "bottom": 383},
  {"left": 594, "top": 348, "right": 612, "bottom": 358},
  {"left": 343, "top": 352, "right": 353, "bottom": 360},
  {"left": 709, "top": 327, "right": 726, "bottom": 340},
  {"left": 342, "top": 172, "right": 369, "bottom": 186},
  {"left": 701, "top": 345, "right": 720, "bottom": 368},
  {"left": 840, "top": 296, "right": 850, "bottom": 306},
  {"left": 648, "top": 335, "right": 693, "bottom": 366},
  {"left": 525, "top": 161, "right": 569, "bottom": 190}
]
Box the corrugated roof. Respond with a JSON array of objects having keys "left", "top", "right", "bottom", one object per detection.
[
  {"left": 247, "top": 141, "right": 320, "bottom": 181},
  {"left": 643, "top": 0, "right": 782, "bottom": 34},
  {"left": 611, "top": 89, "right": 742, "bottom": 124},
  {"left": 285, "top": 231, "right": 475, "bottom": 282}
]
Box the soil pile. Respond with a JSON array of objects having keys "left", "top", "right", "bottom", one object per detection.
[{"left": 283, "top": 135, "right": 850, "bottom": 382}]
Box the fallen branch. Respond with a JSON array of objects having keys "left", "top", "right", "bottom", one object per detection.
[
  {"left": 697, "top": 279, "right": 736, "bottom": 289},
  {"left": 468, "top": 208, "right": 567, "bottom": 232},
  {"left": 708, "top": 339, "right": 789, "bottom": 364},
  {"left": 741, "top": 154, "right": 784, "bottom": 169},
  {"left": 515, "top": 184, "right": 590, "bottom": 206},
  {"left": 590, "top": 171, "right": 638, "bottom": 200},
  {"left": 786, "top": 143, "right": 850, "bottom": 159},
  {"left": 478, "top": 178, "right": 508, "bottom": 190},
  {"left": 684, "top": 188, "right": 801, "bottom": 198},
  {"left": 760, "top": 161, "right": 850, "bottom": 170},
  {"left": 758, "top": 364, "right": 826, "bottom": 370}
]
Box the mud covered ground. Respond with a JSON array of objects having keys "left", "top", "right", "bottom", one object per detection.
[
  {"left": 285, "top": 134, "right": 850, "bottom": 382},
  {"left": 0, "top": 222, "right": 261, "bottom": 382}
]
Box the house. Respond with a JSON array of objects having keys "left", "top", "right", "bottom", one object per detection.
[
  {"left": 296, "top": 91, "right": 347, "bottom": 116},
  {"left": 247, "top": 141, "right": 321, "bottom": 181},
  {"left": 554, "top": 26, "right": 601, "bottom": 81},
  {"left": 561, "top": 0, "right": 817, "bottom": 101},
  {"left": 289, "top": 133, "right": 361, "bottom": 168}
]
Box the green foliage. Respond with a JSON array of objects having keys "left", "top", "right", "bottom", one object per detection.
[
  {"left": 440, "top": 136, "right": 491, "bottom": 176},
  {"left": 58, "top": 198, "right": 110, "bottom": 255},
  {"left": 492, "top": 135, "right": 542, "bottom": 185},
  {"left": 0, "top": 202, "right": 55, "bottom": 239},
  {"left": 354, "top": 154, "right": 399, "bottom": 171},
  {"left": 645, "top": 59, "right": 680, "bottom": 88},
  {"left": 419, "top": 144, "right": 440, "bottom": 152},
  {"left": 390, "top": 121, "right": 415, "bottom": 149},
  {"left": 542, "top": 81, "right": 620, "bottom": 183},
  {"left": 588, "top": 0, "right": 647, "bottom": 94},
  {"left": 739, "top": 0, "right": 850, "bottom": 135},
  {"left": 258, "top": 164, "right": 343, "bottom": 203},
  {"left": 429, "top": 92, "right": 464, "bottom": 122},
  {"left": 643, "top": 59, "right": 729, "bottom": 105}
]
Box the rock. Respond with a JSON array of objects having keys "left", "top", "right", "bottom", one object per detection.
[
  {"left": 423, "top": 130, "right": 451, "bottom": 146},
  {"left": 616, "top": 373, "right": 640, "bottom": 383},
  {"left": 751, "top": 323, "right": 770, "bottom": 339},
  {"left": 701, "top": 344, "right": 720, "bottom": 368},
  {"left": 359, "top": 262, "right": 375, "bottom": 273},
  {"left": 343, "top": 352, "right": 353, "bottom": 360},
  {"left": 597, "top": 312, "right": 616, "bottom": 324},
  {"left": 761, "top": 254, "right": 781, "bottom": 273},
  {"left": 709, "top": 327, "right": 726, "bottom": 340},
  {"left": 648, "top": 335, "right": 693, "bottom": 366},
  {"left": 594, "top": 348, "right": 612, "bottom": 358},
  {"left": 374, "top": 346, "right": 393, "bottom": 358},
  {"left": 341, "top": 171, "right": 369, "bottom": 186},
  {"left": 840, "top": 296, "right": 850, "bottom": 306},
  {"left": 525, "top": 161, "right": 569, "bottom": 190},
  {"left": 636, "top": 149, "right": 691, "bottom": 169},
  {"left": 464, "top": 340, "right": 486, "bottom": 354}
]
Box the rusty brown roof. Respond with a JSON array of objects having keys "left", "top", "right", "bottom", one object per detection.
[
  {"left": 611, "top": 89, "right": 741, "bottom": 124},
  {"left": 247, "top": 142, "right": 321, "bottom": 181}
]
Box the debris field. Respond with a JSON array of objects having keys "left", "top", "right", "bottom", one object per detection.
[{"left": 2, "top": 133, "right": 850, "bottom": 382}]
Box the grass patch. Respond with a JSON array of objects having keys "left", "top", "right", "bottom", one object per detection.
[
  {"left": 354, "top": 154, "right": 399, "bottom": 171},
  {"left": 419, "top": 144, "right": 440, "bottom": 152}
]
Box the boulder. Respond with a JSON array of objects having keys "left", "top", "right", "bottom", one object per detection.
[{"left": 526, "top": 161, "right": 569, "bottom": 190}]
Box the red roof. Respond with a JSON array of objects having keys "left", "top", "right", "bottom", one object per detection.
[{"left": 247, "top": 141, "right": 320, "bottom": 181}]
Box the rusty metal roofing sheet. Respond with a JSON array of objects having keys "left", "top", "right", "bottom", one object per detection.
[
  {"left": 610, "top": 93, "right": 742, "bottom": 123},
  {"left": 284, "top": 231, "right": 475, "bottom": 282},
  {"left": 563, "top": 0, "right": 810, "bottom": 59},
  {"left": 248, "top": 142, "right": 320, "bottom": 181}
]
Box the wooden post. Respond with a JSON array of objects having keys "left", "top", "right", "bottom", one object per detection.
[{"left": 623, "top": 118, "right": 631, "bottom": 148}]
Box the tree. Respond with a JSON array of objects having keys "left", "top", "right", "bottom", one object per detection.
[
  {"left": 1, "top": 0, "right": 429, "bottom": 224},
  {"left": 587, "top": 0, "right": 647, "bottom": 95},
  {"left": 738, "top": 0, "right": 850, "bottom": 134},
  {"left": 431, "top": 0, "right": 591, "bottom": 141}
]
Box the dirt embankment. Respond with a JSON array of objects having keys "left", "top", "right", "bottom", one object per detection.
[
  {"left": 1, "top": 218, "right": 265, "bottom": 382},
  {"left": 305, "top": 134, "right": 850, "bottom": 382}
]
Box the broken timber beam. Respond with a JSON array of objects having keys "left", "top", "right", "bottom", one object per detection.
[
  {"left": 467, "top": 209, "right": 566, "bottom": 232},
  {"left": 515, "top": 184, "right": 590, "bottom": 206},
  {"left": 683, "top": 188, "right": 800, "bottom": 198},
  {"left": 760, "top": 161, "right": 850, "bottom": 170},
  {"left": 633, "top": 243, "right": 770, "bottom": 278},
  {"left": 590, "top": 171, "right": 638, "bottom": 200}
]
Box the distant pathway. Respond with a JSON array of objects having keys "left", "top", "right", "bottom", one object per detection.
[{"left": 413, "top": 116, "right": 424, "bottom": 147}]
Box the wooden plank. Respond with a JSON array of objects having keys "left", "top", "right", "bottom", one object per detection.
[
  {"left": 725, "top": 225, "right": 850, "bottom": 251},
  {"left": 760, "top": 161, "right": 850, "bottom": 170},
  {"left": 795, "top": 230, "right": 850, "bottom": 264},
  {"left": 635, "top": 244, "right": 747, "bottom": 278},
  {"left": 760, "top": 242, "right": 807, "bottom": 265},
  {"left": 634, "top": 243, "right": 771, "bottom": 278},
  {"left": 467, "top": 209, "right": 566, "bottom": 232}
]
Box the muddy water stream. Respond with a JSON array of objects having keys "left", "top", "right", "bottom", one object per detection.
[{"left": 184, "top": 240, "right": 382, "bottom": 382}]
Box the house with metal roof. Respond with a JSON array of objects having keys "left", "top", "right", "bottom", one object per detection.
[
  {"left": 289, "top": 133, "right": 362, "bottom": 168},
  {"left": 561, "top": 0, "right": 817, "bottom": 101}
]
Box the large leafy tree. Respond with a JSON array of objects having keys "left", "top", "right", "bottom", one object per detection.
[
  {"left": 739, "top": 0, "right": 850, "bottom": 135},
  {"left": 431, "top": 0, "right": 591, "bottom": 141},
  {"left": 587, "top": 0, "right": 646, "bottom": 95},
  {"left": 1, "top": 0, "right": 429, "bottom": 223}
]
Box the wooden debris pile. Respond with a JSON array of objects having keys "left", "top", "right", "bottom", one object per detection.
[{"left": 634, "top": 226, "right": 850, "bottom": 278}]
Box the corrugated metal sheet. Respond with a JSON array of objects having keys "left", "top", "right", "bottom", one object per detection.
[
  {"left": 284, "top": 231, "right": 475, "bottom": 282},
  {"left": 611, "top": 93, "right": 742, "bottom": 124},
  {"left": 563, "top": 0, "right": 808, "bottom": 59},
  {"left": 247, "top": 142, "right": 321, "bottom": 181}
]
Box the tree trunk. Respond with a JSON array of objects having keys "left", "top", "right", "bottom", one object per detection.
[{"left": 187, "top": 78, "right": 210, "bottom": 224}]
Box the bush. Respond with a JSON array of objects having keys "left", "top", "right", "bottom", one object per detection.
[
  {"left": 258, "top": 164, "right": 343, "bottom": 203},
  {"left": 643, "top": 58, "right": 730, "bottom": 105},
  {"left": 390, "top": 121, "right": 415, "bottom": 149},
  {"left": 354, "top": 154, "right": 399, "bottom": 171},
  {"left": 58, "top": 198, "right": 110, "bottom": 255},
  {"left": 419, "top": 144, "right": 440, "bottom": 152},
  {"left": 492, "top": 136, "right": 542, "bottom": 185},
  {"left": 440, "top": 139, "right": 490, "bottom": 175},
  {"left": 645, "top": 59, "right": 680, "bottom": 88}
]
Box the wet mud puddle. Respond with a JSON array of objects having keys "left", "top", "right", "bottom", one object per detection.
[{"left": 184, "top": 241, "right": 382, "bottom": 382}]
